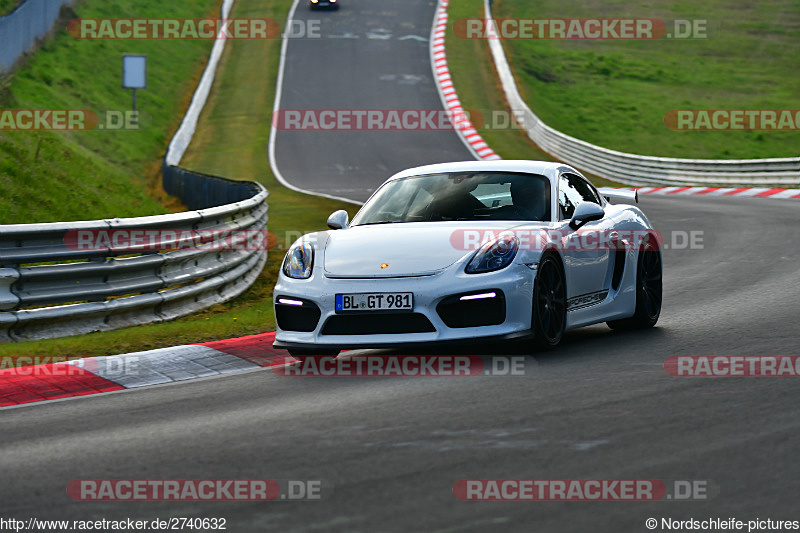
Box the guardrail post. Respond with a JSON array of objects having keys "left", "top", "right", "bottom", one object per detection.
[{"left": 0, "top": 268, "right": 20, "bottom": 311}]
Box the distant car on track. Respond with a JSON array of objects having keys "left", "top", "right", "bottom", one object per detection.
[
  {"left": 273, "top": 160, "right": 662, "bottom": 359},
  {"left": 309, "top": 0, "right": 338, "bottom": 9}
]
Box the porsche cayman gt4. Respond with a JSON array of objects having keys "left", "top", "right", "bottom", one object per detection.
[{"left": 273, "top": 160, "right": 662, "bottom": 358}]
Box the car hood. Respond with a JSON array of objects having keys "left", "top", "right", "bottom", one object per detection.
[{"left": 322, "top": 222, "right": 534, "bottom": 278}]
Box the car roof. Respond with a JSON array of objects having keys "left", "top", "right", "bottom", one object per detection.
[{"left": 387, "top": 160, "right": 579, "bottom": 184}]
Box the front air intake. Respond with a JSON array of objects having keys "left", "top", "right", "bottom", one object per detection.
[{"left": 436, "top": 290, "right": 506, "bottom": 328}]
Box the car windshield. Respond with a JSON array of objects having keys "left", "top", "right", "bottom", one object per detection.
[{"left": 351, "top": 171, "right": 551, "bottom": 226}]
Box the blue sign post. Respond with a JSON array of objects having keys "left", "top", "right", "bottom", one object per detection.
[{"left": 122, "top": 54, "right": 147, "bottom": 124}]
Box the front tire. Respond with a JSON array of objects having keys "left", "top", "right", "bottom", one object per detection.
[
  {"left": 532, "top": 253, "right": 567, "bottom": 349},
  {"left": 607, "top": 237, "right": 662, "bottom": 330}
]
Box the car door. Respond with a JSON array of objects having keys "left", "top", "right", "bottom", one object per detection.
[{"left": 557, "top": 172, "right": 613, "bottom": 307}]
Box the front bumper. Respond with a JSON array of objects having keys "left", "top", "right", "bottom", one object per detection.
[{"left": 273, "top": 263, "right": 535, "bottom": 350}]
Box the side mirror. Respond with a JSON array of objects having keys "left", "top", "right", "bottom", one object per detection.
[
  {"left": 326, "top": 210, "right": 349, "bottom": 230},
  {"left": 569, "top": 202, "right": 604, "bottom": 230}
]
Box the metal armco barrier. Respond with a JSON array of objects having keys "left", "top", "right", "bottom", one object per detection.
[
  {"left": 0, "top": 176, "right": 268, "bottom": 342},
  {"left": 482, "top": 0, "right": 800, "bottom": 186},
  {"left": 0, "top": 0, "right": 74, "bottom": 74},
  {"left": 162, "top": 163, "right": 262, "bottom": 211}
]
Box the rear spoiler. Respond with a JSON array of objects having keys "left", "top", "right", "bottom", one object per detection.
[{"left": 598, "top": 187, "right": 638, "bottom": 203}]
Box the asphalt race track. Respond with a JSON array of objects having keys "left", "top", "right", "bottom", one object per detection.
[
  {"left": 2, "top": 0, "right": 800, "bottom": 531},
  {"left": 2, "top": 195, "right": 799, "bottom": 531},
  {"left": 272, "top": 0, "right": 472, "bottom": 202}
]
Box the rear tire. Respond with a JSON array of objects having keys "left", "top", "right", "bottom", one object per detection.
[
  {"left": 532, "top": 253, "right": 567, "bottom": 349},
  {"left": 607, "top": 236, "right": 662, "bottom": 330}
]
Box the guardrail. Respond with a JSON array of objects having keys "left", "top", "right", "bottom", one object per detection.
[
  {"left": 0, "top": 176, "right": 267, "bottom": 342},
  {"left": 482, "top": 0, "right": 800, "bottom": 186},
  {"left": 0, "top": 0, "right": 74, "bottom": 74}
]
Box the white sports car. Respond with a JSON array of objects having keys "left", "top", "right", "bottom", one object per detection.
[{"left": 273, "top": 160, "right": 662, "bottom": 358}]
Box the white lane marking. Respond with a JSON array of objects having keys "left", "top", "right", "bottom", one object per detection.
[
  {"left": 398, "top": 34, "right": 428, "bottom": 42},
  {"left": 366, "top": 29, "right": 393, "bottom": 40}
]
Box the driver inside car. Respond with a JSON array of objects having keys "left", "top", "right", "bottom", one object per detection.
[
  {"left": 492, "top": 178, "right": 550, "bottom": 221},
  {"left": 425, "top": 178, "right": 484, "bottom": 220}
]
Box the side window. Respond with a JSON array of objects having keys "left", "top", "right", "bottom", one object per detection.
[
  {"left": 558, "top": 175, "right": 582, "bottom": 219},
  {"left": 570, "top": 174, "right": 602, "bottom": 205},
  {"left": 558, "top": 173, "right": 600, "bottom": 219}
]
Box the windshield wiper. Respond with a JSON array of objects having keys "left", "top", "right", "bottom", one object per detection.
[{"left": 355, "top": 220, "right": 397, "bottom": 226}]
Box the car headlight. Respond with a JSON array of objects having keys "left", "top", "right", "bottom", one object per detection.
[
  {"left": 465, "top": 235, "right": 518, "bottom": 274},
  {"left": 283, "top": 242, "right": 314, "bottom": 279}
]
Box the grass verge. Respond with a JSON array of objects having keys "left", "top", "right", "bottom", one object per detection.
[
  {"left": 445, "top": 0, "right": 620, "bottom": 188},
  {"left": 0, "top": 0, "right": 226, "bottom": 223},
  {"left": 0, "top": 0, "right": 357, "bottom": 360},
  {"left": 445, "top": 0, "right": 554, "bottom": 163},
  {"left": 491, "top": 0, "right": 800, "bottom": 159},
  {"left": 0, "top": 0, "right": 22, "bottom": 16}
]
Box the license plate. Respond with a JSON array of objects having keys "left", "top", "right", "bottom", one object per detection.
[{"left": 335, "top": 292, "right": 413, "bottom": 312}]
